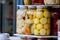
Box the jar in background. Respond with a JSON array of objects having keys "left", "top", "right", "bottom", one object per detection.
[
  {"left": 33, "top": 5, "right": 50, "bottom": 36},
  {"left": 23, "top": 0, "right": 32, "bottom": 5},
  {"left": 32, "top": 0, "right": 39, "bottom": 5},
  {"left": 39, "top": 0, "right": 44, "bottom": 4},
  {"left": 44, "top": 0, "right": 60, "bottom": 5},
  {"left": 16, "top": 6, "right": 27, "bottom": 34},
  {"left": 25, "top": 6, "right": 36, "bottom": 35},
  {"left": 32, "top": 0, "right": 44, "bottom": 5},
  {"left": 51, "top": 7, "right": 59, "bottom": 36},
  {"left": 17, "top": 0, "right": 23, "bottom": 5}
]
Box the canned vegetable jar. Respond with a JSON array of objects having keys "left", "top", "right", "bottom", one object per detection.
[{"left": 33, "top": 5, "right": 51, "bottom": 36}]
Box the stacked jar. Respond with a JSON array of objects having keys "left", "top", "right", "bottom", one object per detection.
[
  {"left": 33, "top": 5, "right": 51, "bottom": 35},
  {"left": 51, "top": 6, "right": 59, "bottom": 36},
  {"left": 23, "top": 0, "right": 32, "bottom": 5},
  {"left": 44, "top": 0, "right": 60, "bottom": 5},
  {"left": 16, "top": 6, "right": 27, "bottom": 34},
  {"left": 25, "top": 6, "right": 36, "bottom": 35}
]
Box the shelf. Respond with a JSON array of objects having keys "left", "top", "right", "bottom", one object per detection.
[
  {"left": 17, "top": 5, "right": 60, "bottom": 8},
  {"left": 14, "top": 34, "right": 57, "bottom": 38}
]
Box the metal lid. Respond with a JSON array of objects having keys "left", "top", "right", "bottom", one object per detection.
[
  {"left": 28, "top": 5, "right": 36, "bottom": 8},
  {"left": 36, "top": 5, "right": 45, "bottom": 9},
  {"left": 20, "top": 5, "right": 27, "bottom": 9}
]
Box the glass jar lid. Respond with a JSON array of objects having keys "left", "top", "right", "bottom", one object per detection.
[
  {"left": 20, "top": 5, "right": 27, "bottom": 9},
  {"left": 36, "top": 5, "right": 45, "bottom": 9},
  {"left": 28, "top": 5, "right": 36, "bottom": 9}
]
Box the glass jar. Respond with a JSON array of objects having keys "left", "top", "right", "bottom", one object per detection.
[
  {"left": 39, "top": 0, "right": 44, "bottom": 4},
  {"left": 23, "top": 0, "right": 32, "bottom": 5},
  {"left": 17, "top": 0, "right": 23, "bottom": 5},
  {"left": 25, "top": 6, "right": 36, "bottom": 35},
  {"left": 32, "top": 0, "right": 39, "bottom": 5},
  {"left": 51, "top": 6, "right": 59, "bottom": 36},
  {"left": 16, "top": 6, "right": 27, "bottom": 34},
  {"left": 44, "top": 0, "right": 60, "bottom": 5},
  {"left": 32, "top": 0, "right": 44, "bottom": 5},
  {"left": 33, "top": 5, "right": 50, "bottom": 36}
]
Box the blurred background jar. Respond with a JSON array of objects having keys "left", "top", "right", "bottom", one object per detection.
[
  {"left": 32, "top": 0, "right": 44, "bottom": 5},
  {"left": 23, "top": 0, "right": 32, "bottom": 5},
  {"left": 17, "top": 0, "right": 23, "bottom": 5},
  {"left": 38, "top": 0, "right": 44, "bottom": 4},
  {"left": 51, "top": 6, "right": 59, "bottom": 36},
  {"left": 32, "top": 0, "right": 39, "bottom": 5},
  {"left": 16, "top": 6, "right": 27, "bottom": 34},
  {"left": 44, "top": 0, "right": 60, "bottom": 5}
]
